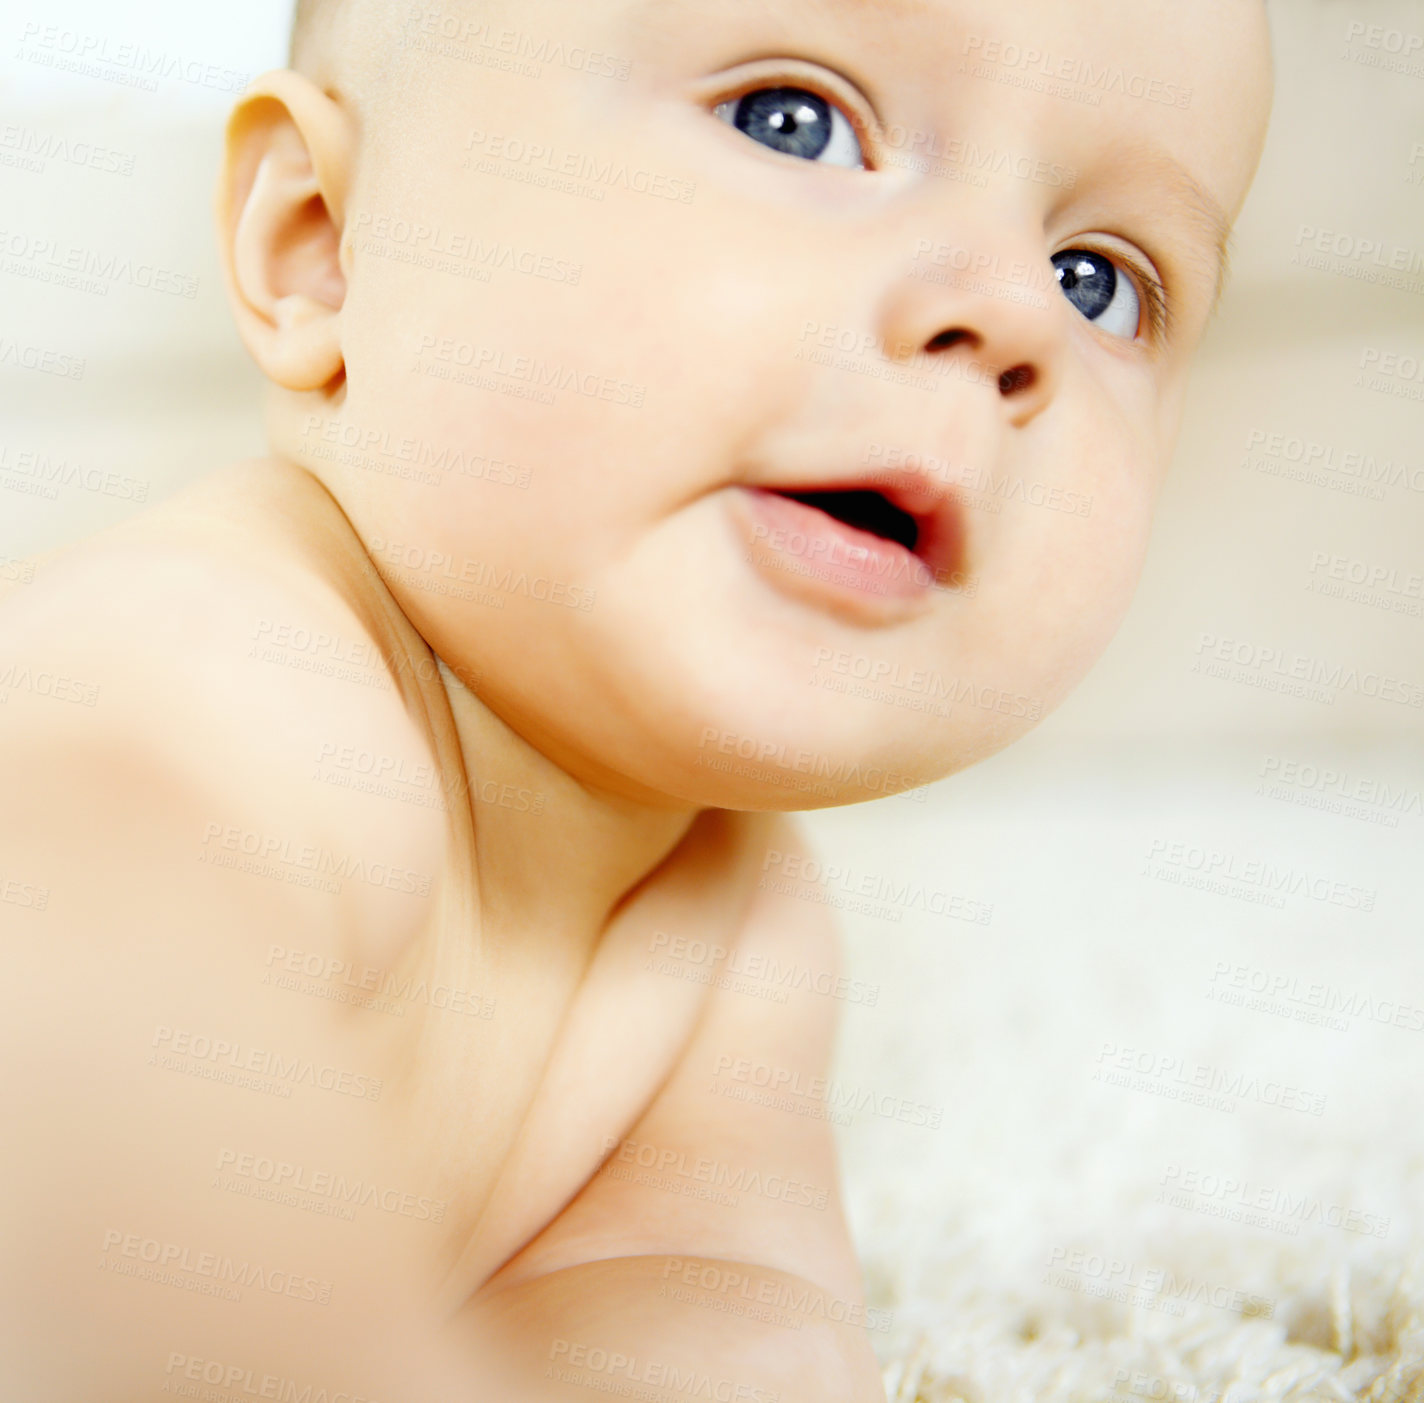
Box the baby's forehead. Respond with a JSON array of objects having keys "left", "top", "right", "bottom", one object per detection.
[{"left": 309, "top": 0, "right": 1253, "bottom": 74}]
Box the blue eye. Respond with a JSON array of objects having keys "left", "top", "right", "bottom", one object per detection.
[
  {"left": 713, "top": 85, "right": 865, "bottom": 170},
  {"left": 1052, "top": 249, "right": 1142, "bottom": 339}
]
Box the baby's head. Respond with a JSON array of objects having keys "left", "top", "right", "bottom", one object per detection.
[{"left": 218, "top": 0, "right": 1272, "bottom": 809}]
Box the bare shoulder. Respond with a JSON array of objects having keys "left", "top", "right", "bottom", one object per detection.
[
  {"left": 0, "top": 460, "right": 462, "bottom": 1396},
  {"left": 0, "top": 456, "right": 447, "bottom": 960},
  {"left": 457, "top": 806, "right": 886, "bottom": 1399}
]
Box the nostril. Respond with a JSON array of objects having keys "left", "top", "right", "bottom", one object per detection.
[
  {"left": 926, "top": 328, "right": 972, "bottom": 352},
  {"left": 998, "top": 364, "right": 1036, "bottom": 396}
]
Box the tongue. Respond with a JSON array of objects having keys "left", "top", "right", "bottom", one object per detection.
[{"left": 777, "top": 489, "right": 919, "bottom": 554}]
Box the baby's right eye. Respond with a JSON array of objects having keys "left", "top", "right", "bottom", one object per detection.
[{"left": 713, "top": 86, "right": 866, "bottom": 171}]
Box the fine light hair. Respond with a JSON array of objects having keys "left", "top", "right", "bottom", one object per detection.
[
  {"left": 288, "top": 0, "right": 392, "bottom": 109},
  {"left": 289, "top": 0, "right": 337, "bottom": 71}
]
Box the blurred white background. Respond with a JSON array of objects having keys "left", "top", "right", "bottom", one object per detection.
[{"left": 2, "top": 0, "right": 1421, "bottom": 1391}]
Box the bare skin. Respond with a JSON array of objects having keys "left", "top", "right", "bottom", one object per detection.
[
  {"left": 0, "top": 0, "right": 1272, "bottom": 1397},
  {"left": 0, "top": 459, "right": 877, "bottom": 1398}
]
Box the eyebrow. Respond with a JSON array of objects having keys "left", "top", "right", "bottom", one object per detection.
[
  {"left": 631, "top": 0, "right": 939, "bottom": 19},
  {"left": 1120, "top": 148, "right": 1236, "bottom": 314},
  {"left": 808, "top": 0, "right": 939, "bottom": 18}
]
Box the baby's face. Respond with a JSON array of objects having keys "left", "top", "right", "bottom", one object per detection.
[{"left": 293, "top": 0, "right": 1271, "bottom": 808}]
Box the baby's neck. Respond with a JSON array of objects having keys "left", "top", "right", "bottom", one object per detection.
[
  {"left": 434, "top": 663, "right": 702, "bottom": 948},
  {"left": 262, "top": 448, "right": 704, "bottom": 958}
]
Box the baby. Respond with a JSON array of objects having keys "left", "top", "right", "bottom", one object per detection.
[{"left": 0, "top": 0, "right": 1273, "bottom": 1397}]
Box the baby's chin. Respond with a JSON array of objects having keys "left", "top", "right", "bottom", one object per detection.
[
  {"left": 600, "top": 598, "right": 1129, "bottom": 809},
  {"left": 561, "top": 684, "right": 1027, "bottom": 812},
  {"left": 466, "top": 610, "right": 1080, "bottom": 813}
]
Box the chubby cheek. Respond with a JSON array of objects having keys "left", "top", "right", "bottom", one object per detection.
[
  {"left": 952, "top": 404, "right": 1161, "bottom": 723},
  {"left": 1050, "top": 460, "right": 1155, "bottom": 681},
  {"left": 336, "top": 204, "right": 828, "bottom": 617},
  {"left": 354, "top": 165, "right": 758, "bottom": 436}
]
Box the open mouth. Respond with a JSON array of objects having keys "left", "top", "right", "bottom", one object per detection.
[
  {"left": 774, "top": 489, "right": 921, "bottom": 555},
  {"left": 736, "top": 470, "right": 968, "bottom": 614}
]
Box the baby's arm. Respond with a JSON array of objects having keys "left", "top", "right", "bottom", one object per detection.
[
  {"left": 456, "top": 815, "right": 888, "bottom": 1402},
  {"left": 463, "top": 1254, "right": 881, "bottom": 1401}
]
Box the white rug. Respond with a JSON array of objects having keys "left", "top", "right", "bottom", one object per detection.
[{"left": 802, "top": 737, "right": 1424, "bottom": 1403}]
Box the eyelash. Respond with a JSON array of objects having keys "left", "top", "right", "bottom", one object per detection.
[
  {"left": 1075, "top": 244, "right": 1172, "bottom": 344},
  {"left": 1119, "top": 252, "right": 1169, "bottom": 342},
  {"left": 710, "top": 73, "right": 1173, "bottom": 344}
]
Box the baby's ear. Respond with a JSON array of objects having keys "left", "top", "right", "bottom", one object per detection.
[{"left": 216, "top": 70, "right": 352, "bottom": 391}]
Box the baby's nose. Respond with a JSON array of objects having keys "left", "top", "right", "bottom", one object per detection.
[{"left": 876, "top": 238, "right": 1065, "bottom": 426}]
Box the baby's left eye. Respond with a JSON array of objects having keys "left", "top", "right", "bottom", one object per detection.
[
  {"left": 713, "top": 86, "right": 865, "bottom": 170},
  {"left": 1052, "top": 249, "right": 1143, "bottom": 339}
]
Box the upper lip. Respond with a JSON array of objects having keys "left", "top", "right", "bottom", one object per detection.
[{"left": 748, "top": 461, "right": 968, "bottom": 588}]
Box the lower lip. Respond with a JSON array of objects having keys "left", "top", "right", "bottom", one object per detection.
[{"left": 730, "top": 487, "right": 937, "bottom": 609}]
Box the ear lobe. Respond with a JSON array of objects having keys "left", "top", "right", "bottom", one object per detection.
[{"left": 216, "top": 71, "right": 353, "bottom": 393}]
